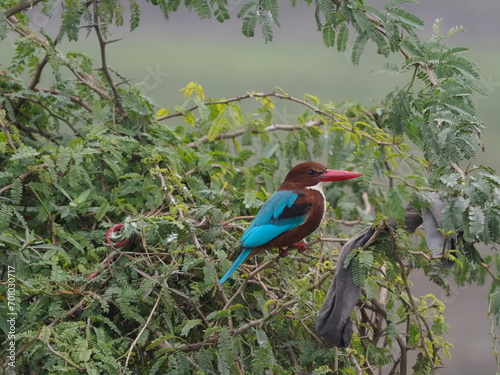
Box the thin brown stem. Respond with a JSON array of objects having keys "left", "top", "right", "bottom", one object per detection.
[
  {"left": 92, "top": 0, "right": 128, "bottom": 121},
  {"left": 125, "top": 293, "right": 162, "bottom": 367},
  {"left": 0, "top": 117, "right": 17, "bottom": 150},
  {"left": 186, "top": 119, "right": 323, "bottom": 148},
  {"left": 4, "top": 0, "right": 45, "bottom": 17},
  {"left": 0, "top": 164, "right": 47, "bottom": 196},
  {"left": 45, "top": 343, "right": 85, "bottom": 371},
  {"left": 158, "top": 92, "right": 396, "bottom": 148}
]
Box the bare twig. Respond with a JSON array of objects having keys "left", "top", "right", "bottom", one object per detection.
[
  {"left": 361, "top": 192, "right": 372, "bottom": 216},
  {"left": 389, "top": 225, "right": 436, "bottom": 374},
  {"left": 368, "top": 297, "right": 408, "bottom": 375},
  {"left": 35, "top": 88, "right": 94, "bottom": 113},
  {"left": 176, "top": 269, "right": 334, "bottom": 355},
  {"left": 8, "top": 94, "right": 79, "bottom": 134},
  {"left": 125, "top": 293, "right": 162, "bottom": 367},
  {"left": 482, "top": 263, "right": 500, "bottom": 282},
  {"left": 488, "top": 292, "right": 500, "bottom": 374},
  {"left": 422, "top": 64, "right": 439, "bottom": 87},
  {"left": 0, "top": 117, "right": 17, "bottom": 150},
  {"left": 221, "top": 256, "right": 278, "bottom": 310},
  {"left": 28, "top": 26, "right": 65, "bottom": 90},
  {"left": 231, "top": 297, "right": 298, "bottom": 336},
  {"left": 4, "top": 0, "right": 45, "bottom": 17},
  {"left": 317, "top": 237, "right": 349, "bottom": 243},
  {"left": 450, "top": 161, "right": 467, "bottom": 184},
  {"left": 186, "top": 119, "right": 323, "bottom": 148},
  {"left": 349, "top": 352, "right": 364, "bottom": 375},
  {"left": 46, "top": 343, "right": 85, "bottom": 371},
  {"left": 158, "top": 92, "right": 396, "bottom": 148},
  {"left": 4, "top": 18, "right": 114, "bottom": 104},
  {"left": 91, "top": 0, "right": 128, "bottom": 121},
  {"left": 221, "top": 215, "right": 255, "bottom": 226},
  {"left": 0, "top": 164, "right": 47, "bottom": 196}
]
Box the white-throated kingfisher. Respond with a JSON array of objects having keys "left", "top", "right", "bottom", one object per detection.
[{"left": 219, "top": 161, "right": 362, "bottom": 284}]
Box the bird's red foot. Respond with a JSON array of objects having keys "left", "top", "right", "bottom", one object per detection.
[
  {"left": 279, "top": 248, "right": 289, "bottom": 257},
  {"left": 293, "top": 242, "right": 308, "bottom": 253}
]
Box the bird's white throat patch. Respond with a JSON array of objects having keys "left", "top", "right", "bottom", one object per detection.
[
  {"left": 306, "top": 182, "right": 326, "bottom": 213},
  {"left": 306, "top": 182, "right": 325, "bottom": 194}
]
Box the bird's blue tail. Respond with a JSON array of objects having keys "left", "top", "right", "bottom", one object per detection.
[{"left": 219, "top": 248, "right": 252, "bottom": 284}]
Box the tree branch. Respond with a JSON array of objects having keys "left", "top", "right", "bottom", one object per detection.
[
  {"left": 0, "top": 116, "right": 17, "bottom": 151},
  {"left": 4, "top": 16, "right": 115, "bottom": 104},
  {"left": 4, "top": 0, "right": 45, "bottom": 18},
  {"left": 91, "top": 0, "right": 128, "bottom": 121},
  {"left": 389, "top": 225, "right": 437, "bottom": 374},
  {"left": 28, "top": 26, "right": 65, "bottom": 90},
  {"left": 186, "top": 119, "right": 323, "bottom": 148},
  {"left": 45, "top": 342, "right": 85, "bottom": 371},
  {"left": 0, "top": 164, "right": 47, "bottom": 196},
  {"left": 159, "top": 91, "right": 396, "bottom": 148},
  {"left": 35, "top": 87, "right": 94, "bottom": 113},
  {"left": 125, "top": 293, "right": 162, "bottom": 367}
]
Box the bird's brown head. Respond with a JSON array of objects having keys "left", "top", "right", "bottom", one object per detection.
[{"left": 279, "top": 161, "right": 362, "bottom": 190}]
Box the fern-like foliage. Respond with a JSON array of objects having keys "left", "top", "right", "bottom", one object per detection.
[{"left": 1, "top": 1, "right": 498, "bottom": 374}]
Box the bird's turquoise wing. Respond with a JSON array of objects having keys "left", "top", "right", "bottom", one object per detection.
[
  {"left": 241, "top": 190, "right": 309, "bottom": 248},
  {"left": 219, "top": 190, "right": 310, "bottom": 284}
]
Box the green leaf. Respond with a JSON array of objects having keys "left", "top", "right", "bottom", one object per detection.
[
  {"left": 468, "top": 205, "right": 485, "bottom": 238},
  {"left": 384, "top": 185, "right": 408, "bottom": 221},
  {"left": 385, "top": 0, "right": 420, "bottom": 9},
  {"left": 337, "top": 24, "right": 349, "bottom": 52},
  {"left": 129, "top": 0, "right": 141, "bottom": 31},
  {"left": 389, "top": 8, "right": 424, "bottom": 29},
  {"left": 180, "top": 319, "right": 202, "bottom": 337},
  {"left": 217, "top": 327, "right": 235, "bottom": 375},
  {"left": 242, "top": 12, "right": 257, "bottom": 38},
  {"left": 322, "top": 25, "right": 335, "bottom": 47},
  {"left": 487, "top": 209, "right": 500, "bottom": 243},
  {"left": 207, "top": 111, "right": 227, "bottom": 141},
  {"left": 351, "top": 34, "right": 369, "bottom": 65},
  {"left": 192, "top": 0, "right": 211, "bottom": 19},
  {"left": 0, "top": 204, "right": 14, "bottom": 231},
  {"left": 71, "top": 188, "right": 92, "bottom": 206},
  {"left": 10, "top": 178, "right": 23, "bottom": 205},
  {"left": 259, "top": 13, "right": 273, "bottom": 43},
  {"left": 39, "top": 325, "right": 52, "bottom": 343},
  {"left": 214, "top": 3, "right": 230, "bottom": 22}
]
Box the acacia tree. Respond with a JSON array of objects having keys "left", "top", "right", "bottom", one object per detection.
[{"left": 1, "top": 0, "right": 499, "bottom": 374}]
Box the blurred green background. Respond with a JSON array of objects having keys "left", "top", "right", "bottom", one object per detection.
[{"left": 2, "top": 0, "right": 500, "bottom": 373}]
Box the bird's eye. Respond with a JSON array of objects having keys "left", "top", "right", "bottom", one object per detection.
[{"left": 307, "top": 170, "right": 316, "bottom": 176}]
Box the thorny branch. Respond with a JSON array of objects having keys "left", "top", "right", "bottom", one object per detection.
[
  {"left": 488, "top": 293, "right": 500, "bottom": 374},
  {"left": 2, "top": 13, "right": 115, "bottom": 140},
  {"left": 91, "top": 0, "right": 128, "bottom": 121}
]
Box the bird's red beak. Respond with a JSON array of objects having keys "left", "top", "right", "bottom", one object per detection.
[{"left": 319, "top": 169, "right": 363, "bottom": 182}]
